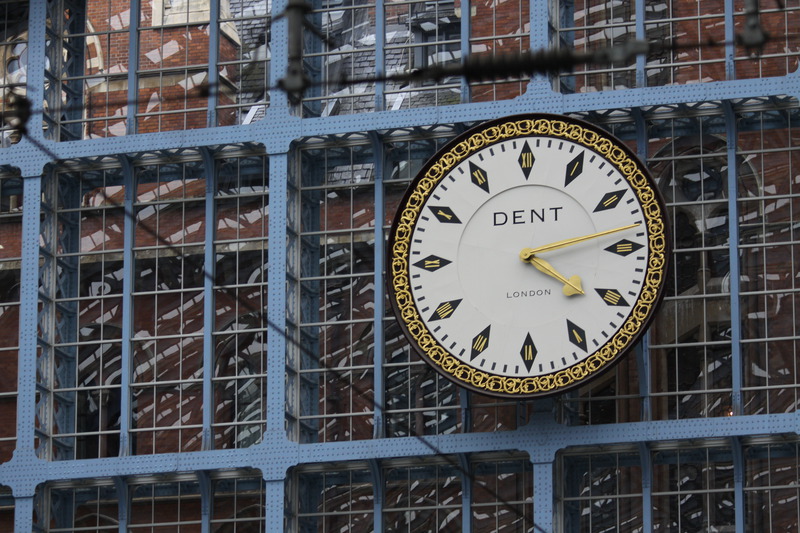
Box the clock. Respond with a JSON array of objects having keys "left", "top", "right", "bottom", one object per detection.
[{"left": 387, "top": 114, "right": 669, "bottom": 398}]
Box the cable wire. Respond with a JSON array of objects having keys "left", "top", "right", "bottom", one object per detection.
[
  {"left": 0, "top": 13, "right": 773, "bottom": 525},
  {"left": 16, "top": 125, "right": 547, "bottom": 532}
]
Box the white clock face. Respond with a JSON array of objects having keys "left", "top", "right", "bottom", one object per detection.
[{"left": 389, "top": 115, "right": 668, "bottom": 397}]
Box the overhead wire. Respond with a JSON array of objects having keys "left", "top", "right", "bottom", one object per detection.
[
  {"left": 0, "top": 4, "right": 773, "bottom": 528},
  {"left": 11, "top": 103, "right": 548, "bottom": 533}
]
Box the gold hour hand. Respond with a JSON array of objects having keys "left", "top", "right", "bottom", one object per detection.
[
  {"left": 519, "top": 222, "right": 641, "bottom": 260},
  {"left": 525, "top": 255, "right": 584, "bottom": 296}
]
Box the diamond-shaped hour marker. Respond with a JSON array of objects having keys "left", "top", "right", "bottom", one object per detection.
[
  {"left": 429, "top": 299, "right": 462, "bottom": 321},
  {"left": 471, "top": 325, "right": 491, "bottom": 361},
  {"left": 518, "top": 141, "right": 534, "bottom": 180},
  {"left": 469, "top": 161, "right": 490, "bottom": 193},
  {"left": 605, "top": 239, "right": 644, "bottom": 257},
  {"left": 595, "top": 288, "right": 629, "bottom": 307},
  {"left": 428, "top": 205, "right": 462, "bottom": 224},
  {"left": 567, "top": 320, "right": 587, "bottom": 352},
  {"left": 564, "top": 152, "right": 584, "bottom": 187},
  {"left": 593, "top": 190, "right": 627, "bottom": 212},
  {"left": 520, "top": 333, "right": 538, "bottom": 372},
  {"left": 413, "top": 255, "right": 452, "bottom": 272}
]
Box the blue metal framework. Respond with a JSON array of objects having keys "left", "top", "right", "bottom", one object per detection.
[{"left": 0, "top": 0, "right": 799, "bottom": 530}]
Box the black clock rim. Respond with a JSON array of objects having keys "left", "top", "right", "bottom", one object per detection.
[{"left": 386, "top": 113, "right": 672, "bottom": 399}]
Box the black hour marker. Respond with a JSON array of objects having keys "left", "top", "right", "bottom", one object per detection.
[
  {"left": 518, "top": 141, "right": 534, "bottom": 179},
  {"left": 413, "top": 254, "right": 452, "bottom": 272},
  {"left": 567, "top": 320, "right": 587, "bottom": 352},
  {"left": 429, "top": 299, "right": 462, "bottom": 321},
  {"left": 564, "top": 152, "right": 584, "bottom": 187},
  {"left": 429, "top": 205, "right": 462, "bottom": 223},
  {"left": 520, "top": 333, "right": 538, "bottom": 372},
  {"left": 471, "top": 325, "right": 491, "bottom": 361},
  {"left": 469, "top": 161, "right": 490, "bottom": 193},
  {"left": 605, "top": 239, "right": 644, "bottom": 257},
  {"left": 594, "top": 190, "right": 627, "bottom": 212},
  {"left": 595, "top": 288, "right": 629, "bottom": 307}
]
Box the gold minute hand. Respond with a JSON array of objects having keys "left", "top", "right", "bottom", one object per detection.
[
  {"left": 526, "top": 256, "right": 584, "bottom": 296},
  {"left": 519, "top": 222, "right": 641, "bottom": 260}
]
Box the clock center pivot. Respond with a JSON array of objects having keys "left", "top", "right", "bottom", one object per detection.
[{"left": 457, "top": 184, "right": 594, "bottom": 328}]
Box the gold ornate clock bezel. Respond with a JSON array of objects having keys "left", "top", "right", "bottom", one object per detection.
[{"left": 387, "top": 114, "right": 670, "bottom": 398}]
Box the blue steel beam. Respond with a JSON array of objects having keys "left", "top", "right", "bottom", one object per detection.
[
  {"left": 126, "top": 0, "right": 141, "bottom": 135},
  {"left": 374, "top": 0, "right": 386, "bottom": 110},
  {"left": 266, "top": 151, "right": 289, "bottom": 436},
  {"left": 8, "top": 8, "right": 49, "bottom": 481},
  {"left": 724, "top": 100, "right": 743, "bottom": 417},
  {"left": 369, "top": 132, "right": 385, "bottom": 439},
  {"left": 0, "top": 411, "right": 797, "bottom": 491},
  {"left": 4, "top": 76, "right": 800, "bottom": 173},
  {"left": 206, "top": 0, "right": 221, "bottom": 127},
  {"left": 201, "top": 147, "right": 217, "bottom": 450},
  {"left": 118, "top": 156, "right": 136, "bottom": 456}
]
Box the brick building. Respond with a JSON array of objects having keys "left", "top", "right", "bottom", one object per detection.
[{"left": 0, "top": 0, "right": 799, "bottom": 530}]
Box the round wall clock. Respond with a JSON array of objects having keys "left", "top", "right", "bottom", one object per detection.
[{"left": 387, "top": 114, "right": 669, "bottom": 398}]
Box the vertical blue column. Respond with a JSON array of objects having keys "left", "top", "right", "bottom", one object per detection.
[
  {"left": 634, "top": 108, "right": 652, "bottom": 423},
  {"left": 532, "top": 460, "right": 553, "bottom": 532},
  {"left": 529, "top": 0, "right": 552, "bottom": 92},
  {"left": 14, "top": 0, "right": 47, "bottom": 463},
  {"left": 638, "top": 442, "right": 653, "bottom": 531},
  {"left": 201, "top": 148, "right": 217, "bottom": 450},
  {"left": 117, "top": 156, "right": 136, "bottom": 455},
  {"left": 14, "top": 496, "right": 35, "bottom": 533},
  {"left": 114, "top": 476, "right": 129, "bottom": 533},
  {"left": 269, "top": 0, "right": 290, "bottom": 109},
  {"left": 529, "top": 0, "right": 549, "bottom": 50},
  {"left": 374, "top": 0, "right": 386, "bottom": 111},
  {"left": 14, "top": 174, "right": 42, "bottom": 458},
  {"left": 731, "top": 436, "right": 745, "bottom": 533},
  {"left": 460, "top": 0, "right": 471, "bottom": 100},
  {"left": 368, "top": 459, "right": 384, "bottom": 533},
  {"left": 634, "top": 0, "right": 646, "bottom": 87},
  {"left": 369, "top": 133, "right": 385, "bottom": 439},
  {"left": 12, "top": 173, "right": 43, "bottom": 533},
  {"left": 126, "top": 0, "right": 141, "bottom": 134},
  {"left": 723, "top": 102, "right": 742, "bottom": 416},
  {"left": 266, "top": 152, "right": 289, "bottom": 435},
  {"left": 458, "top": 453, "right": 472, "bottom": 533},
  {"left": 206, "top": 0, "right": 221, "bottom": 126},
  {"left": 724, "top": 0, "right": 736, "bottom": 79},
  {"left": 198, "top": 470, "right": 211, "bottom": 533},
  {"left": 11, "top": 3, "right": 49, "bottom": 528},
  {"left": 724, "top": 102, "right": 745, "bottom": 532},
  {"left": 265, "top": 479, "right": 286, "bottom": 533}
]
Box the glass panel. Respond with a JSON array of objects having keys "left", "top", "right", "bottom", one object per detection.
[
  {"left": 384, "top": 0, "right": 462, "bottom": 109},
  {"left": 302, "top": 0, "right": 378, "bottom": 116},
  {"left": 561, "top": 450, "right": 643, "bottom": 532},
  {"left": 469, "top": 0, "right": 529, "bottom": 101},
  {"left": 294, "top": 466, "right": 374, "bottom": 530},
  {"left": 135, "top": 1, "right": 213, "bottom": 132},
  {"left": 213, "top": 154, "right": 269, "bottom": 449},
  {"left": 295, "top": 143, "right": 377, "bottom": 443},
  {"left": 0, "top": 175, "right": 20, "bottom": 462},
  {"left": 556, "top": 0, "right": 637, "bottom": 93},
  {"left": 738, "top": 108, "right": 800, "bottom": 415},
  {"left": 652, "top": 447, "right": 735, "bottom": 532},
  {"left": 648, "top": 124, "right": 734, "bottom": 420},
  {"left": 218, "top": 2, "right": 271, "bottom": 125},
  {"left": 384, "top": 461, "right": 463, "bottom": 531},
  {"left": 733, "top": 0, "right": 800, "bottom": 80},
  {"left": 47, "top": 484, "right": 119, "bottom": 531},
  {"left": 0, "top": 1, "right": 29, "bottom": 146},
  {"left": 131, "top": 159, "right": 206, "bottom": 454}
]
